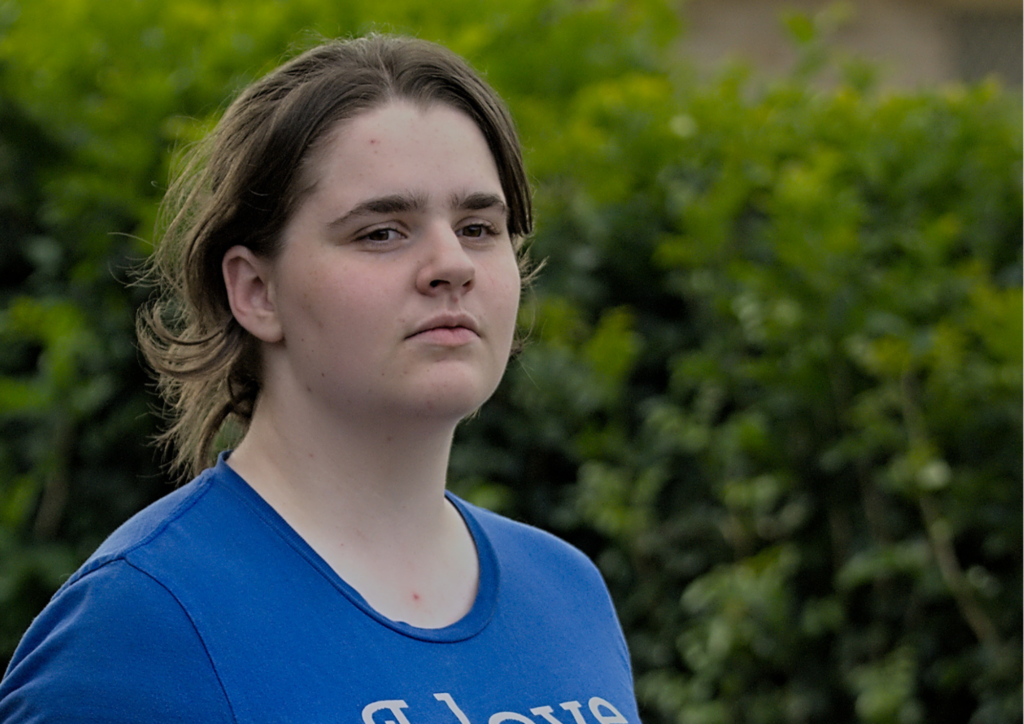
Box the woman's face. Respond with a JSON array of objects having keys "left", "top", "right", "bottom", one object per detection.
[{"left": 253, "top": 101, "right": 521, "bottom": 425}]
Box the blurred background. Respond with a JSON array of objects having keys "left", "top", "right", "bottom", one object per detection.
[
  {"left": 682, "top": 0, "right": 1021, "bottom": 88},
  {"left": 0, "top": 1, "right": 1020, "bottom": 722}
]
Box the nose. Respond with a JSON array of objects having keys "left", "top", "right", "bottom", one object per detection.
[{"left": 415, "top": 224, "right": 475, "bottom": 295}]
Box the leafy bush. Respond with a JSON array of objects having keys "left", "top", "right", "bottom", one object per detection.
[{"left": 452, "top": 17, "right": 1022, "bottom": 724}]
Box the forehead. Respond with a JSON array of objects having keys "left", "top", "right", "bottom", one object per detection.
[{"left": 301, "top": 101, "right": 502, "bottom": 198}]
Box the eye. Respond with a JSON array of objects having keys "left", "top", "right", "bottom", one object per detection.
[
  {"left": 358, "top": 227, "right": 404, "bottom": 244},
  {"left": 458, "top": 222, "right": 501, "bottom": 240}
]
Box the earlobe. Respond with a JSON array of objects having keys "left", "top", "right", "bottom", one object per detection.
[{"left": 222, "top": 246, "right": 283, "bottom": 343}]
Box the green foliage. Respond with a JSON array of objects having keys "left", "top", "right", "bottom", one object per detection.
[
  {"left": 0, "top": 1, "right": 1020, "bottom": 723},
  {"left": 457, "top": 13, "right": 1021, "bottom": 723}
]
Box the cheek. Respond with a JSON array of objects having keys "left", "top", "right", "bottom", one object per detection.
[
  {"left": 281, "top": 262, "right": 365, "bottom": 343},
  {"left": 286, "top": 265, "right": 331, "bottom": 332},
  {"left": 490, "top": 254, "right": 522, "bottom": 339}
]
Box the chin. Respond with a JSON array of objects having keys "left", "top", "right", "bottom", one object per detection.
[
  {"left": 425, "top": 391, "right": 497, "bottom": 421},
  {"left": 408, "top": 374, "right": 503, "bottom": 421}
]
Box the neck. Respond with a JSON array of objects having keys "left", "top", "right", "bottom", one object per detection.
[
  {"left": 226, "top": 389, "right": 478, "bottom": 628},
  {"left": 230, "top": 395, "right": 458, "bottom": 548}
]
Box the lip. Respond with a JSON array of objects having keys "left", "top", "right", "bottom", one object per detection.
[{"left": 406, "top": 312, "right": 481, "bottom": 341}]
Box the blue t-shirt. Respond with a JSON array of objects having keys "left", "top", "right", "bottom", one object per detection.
[{"left": 0, "top": 456, "right": 638, "bottom": 723}]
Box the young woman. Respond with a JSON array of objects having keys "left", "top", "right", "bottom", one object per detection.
[{"left": 0, "top": 35, "right": 638, "bottom": 723}]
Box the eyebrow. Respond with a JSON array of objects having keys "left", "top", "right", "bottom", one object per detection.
[
  {"left": 327, "top": 191, "right": 507, "bottom": 229},
  {"left": 328, "top": 193, "right": 427, "bottom": 229},
  {"left": 451, "top": 192, "right": 507, "bottom": 217}
]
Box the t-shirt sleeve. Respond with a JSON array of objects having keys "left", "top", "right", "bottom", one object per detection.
[{"left": 0, "top": 558, "right": 234, "bottom": 723}]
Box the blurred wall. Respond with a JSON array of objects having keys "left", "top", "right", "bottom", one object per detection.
[{"left": 680, "top": 0, "right": 1022, "bottom": 87}]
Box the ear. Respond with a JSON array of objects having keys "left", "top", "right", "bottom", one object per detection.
[{"left": 222, "top": 245, "right": 283, "bottom": 343}]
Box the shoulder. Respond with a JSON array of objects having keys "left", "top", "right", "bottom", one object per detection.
[
  {"left": 456, "top": 497, "right": 591, "bottom": 560},
  {"left": 0, "top": 469, "right": 238, "bottom": 723},
  {"left": 0, "top": 557, "right": 234, "bottom": 723},
  {"left": 452, "top": 495, "right": 610, "bottom": 599},
  {"left": 451, "top": 496, "right": 635, "bottom": 675},
  {"left": 66, "top": 461, "right": 265, "bottom": 598},
  {"left": 81, "top": 468, "right": 217, "bottom": 572}
]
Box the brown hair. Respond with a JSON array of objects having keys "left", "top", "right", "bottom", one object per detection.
[{"left": 138, "top": 34, "right": 534, "bottom": 479}]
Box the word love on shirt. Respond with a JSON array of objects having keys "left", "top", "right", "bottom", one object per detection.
[{"left": 362, "top": 693, "right": 631, "bottom": 724}]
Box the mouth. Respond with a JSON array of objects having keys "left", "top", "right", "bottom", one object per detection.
[
  {"left": 411, "top": 326, "right": 478, "bottom": 345},
  {"left": 407, "top": 313, "right": 480, "bottom": 343}
]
